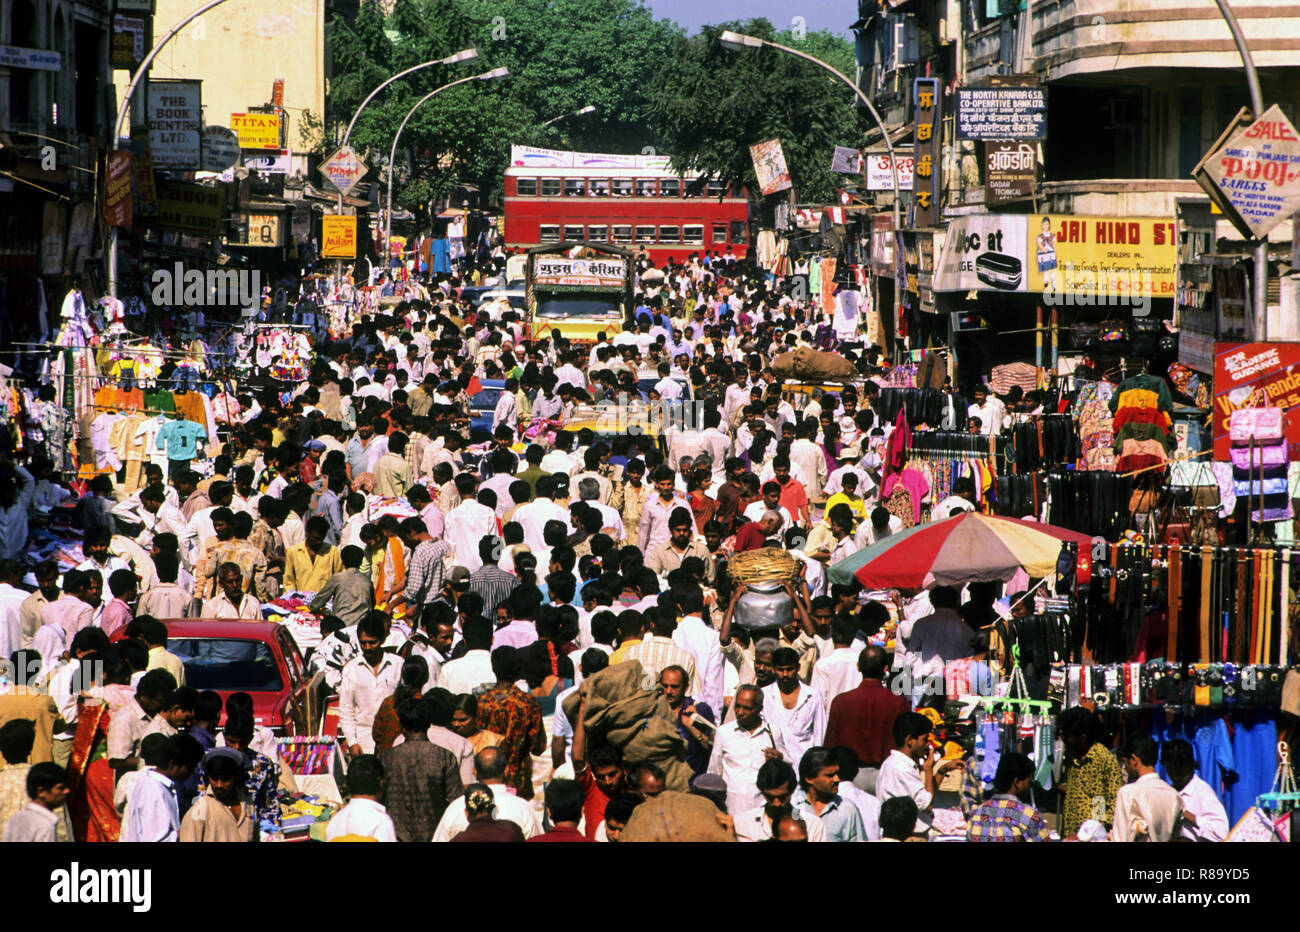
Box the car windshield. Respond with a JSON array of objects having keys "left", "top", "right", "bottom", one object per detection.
[{"left": 170, "top": 638, "right": 282, "bottom": 692}]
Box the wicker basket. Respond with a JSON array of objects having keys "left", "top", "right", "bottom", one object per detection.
[{"left": 728, "top": 547, "right": 798, "bottom": 585}]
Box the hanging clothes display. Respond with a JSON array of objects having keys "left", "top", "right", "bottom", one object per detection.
[
  {"left": 1109, "top": 371, "right": 1174, "bottom": 472},
  {"left": 1075, "top": 381, "right": 1117, "bottom": 471},
  {"left": 1228, "top": 408, "right": 1291, "bottom": 523}
]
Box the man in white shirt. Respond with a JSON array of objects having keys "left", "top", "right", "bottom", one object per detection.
[
  {"left": 810, "top": 616, "right": 864, "bottom": 708},
  {"left": 444, "top": 475, "right": 498, "bottom": 574},
  {"left": 904, "top": 585, "right": 972, "bottom": 700},
  {"left": 672, "top": 590, "right": 726, "bottom": 716},
  {"left": 437, "top": 618, "right": 496, "bottom": 695},
  {"left": 512, "top": 475, "right": 574, "bottom": 554},
  {"left": 339, "top": 616, "right": 403, "bottom": 756},
  {"left": 707, "top": 685, "right": 788, "bottom": 815},
  {"left": 967, "top": 385, "right": 1007, "bottom": 437},
  {"left": 932, "top": 477, "right": 977, "bottom": 520},
  {"left": 120, "top": 734, "right": 203, "bottom": 842},
  {"left": 0, "top": 561, "right": 28, "bottom": 661},
  {"left": 1163, "top": 738, "right": 1229, "bottom": 843},
  {"left": 762, "top": 647, "right": 827, "bottom": 767},
  {"left": 324, "top": 754, "right": 397, "bottom": 841},
  {"left": 876, "top": 711, "right": 962, "bottom": 834},
  {"left": 1112, "top": 734, "right": 1184, "bottom": 842}
]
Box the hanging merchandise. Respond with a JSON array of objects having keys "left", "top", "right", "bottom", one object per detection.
[
  {"left": 1075, "top": 381, "right": 1118, "bottom": 471},
  {"left": 1109, "top": 370, "right": 1175, "bottom": 473},
  {"left": 1228, "top": 407, "right": 1291, "bottom": 523}
]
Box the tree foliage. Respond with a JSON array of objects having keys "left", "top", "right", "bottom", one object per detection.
[{"left": 647, "top": 20, "right": 864, "bottom": 206}]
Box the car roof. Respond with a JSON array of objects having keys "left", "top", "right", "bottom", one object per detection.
[{"left": 156, "top": 619, "right": 284, "bottom": 639}]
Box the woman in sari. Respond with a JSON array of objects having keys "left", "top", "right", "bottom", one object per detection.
[
  {"left": 448, "top": 694, "right": 503, "bottom": 756},
  {"left": 372, "top": 514, "right": 408, "bottom": 623},
  {"left": 66, "top": 658, "right": 134, "bottom": 842}
]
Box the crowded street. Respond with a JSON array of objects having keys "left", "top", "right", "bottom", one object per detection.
[{"left": 0, "top": 0, "right": 1297, "bottom": 861}]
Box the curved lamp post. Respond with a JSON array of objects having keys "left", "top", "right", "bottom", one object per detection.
[
  {"left": 383, "top": 67, "right": 509, "bottom": 268},
  {"left": 541, "top": 104, "right": 596, "bottom": 129},
  {"left": 718, "top": 31, "right": 902, "bottom": 348}
]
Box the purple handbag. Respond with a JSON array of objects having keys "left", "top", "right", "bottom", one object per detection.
[{"left": 1229, "top": 441, "right": 1289, "bottom": 470}]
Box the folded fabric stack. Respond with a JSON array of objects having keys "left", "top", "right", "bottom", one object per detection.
[
  {"left": 1108, "top": 372, "right": 1174, "bottom": 472},
  {"left": 1229, "top": 408, "right": 1291, "bottom": 522}
]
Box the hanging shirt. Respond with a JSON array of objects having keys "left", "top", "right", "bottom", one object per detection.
[{"left": 156, "top": 419, "right": 207, "bottom": 462}]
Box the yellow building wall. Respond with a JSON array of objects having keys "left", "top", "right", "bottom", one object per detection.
[{"left": 113, "top": 0, "right": 324, "bottom": 157}]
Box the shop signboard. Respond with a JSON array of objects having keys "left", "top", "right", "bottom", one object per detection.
[
  {"left": 230, "top": 112, "right": 282, "bottom": 150},
  {"left": 956, "top": 85, "right": 1048, "bottom": 140},
  {"left": 933, "top": 213, "right": 1027, "bottom": 292},
  {"left": 147, "top": 79, "right": 201, "bottom": 170},
  {"left": 151, "top": 181, "right": 225, "bottom": 237},
  {"left": 200, "top": 125, "right": 241, "bottom": 172},
  {"left": 104, "top": 150, "right": 133, "bottom": 227},
  {"left": 865, "top": 151, "right": 914, "bottom": 191},
  {"left": 749, "top": 138, "right": 792, "bottom": 196},
  {"left": 232, "top": 211, "right": 285, "bottom": 247},
  {"left": 912, "top": 78, "right": 941, "bottom": 227},
  {"left": 320, "top": 145, "right": 366, "bottom": 197},
  {"left": 1194, "top": 104, "right": 1300, "bottom": 241},
  {"left": 322, "top": 215, "right": 357, "bottom": 258},
  {"left": 984, "top": 140, "right": 1037, "bottom": 205},
  {"left": 0, "top": 46, "right": 62, "bottom": 71},
  {"left": 1213, "top": 341, "right": 1300, "bottom": 460},
  {"left": 110, "top": 15, "right": 148, "bottom": 71},
  {"left": 831, "top": 146, "right": 863, "bottom": 175}
]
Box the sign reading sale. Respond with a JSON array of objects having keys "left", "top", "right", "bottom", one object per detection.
[{"left": 1213, "top": 341, "right": 1300, "bottom": 460}]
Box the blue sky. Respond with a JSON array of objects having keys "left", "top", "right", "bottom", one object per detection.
[{"left": 646, "top": 0, "right": 854, "bottom": 37}]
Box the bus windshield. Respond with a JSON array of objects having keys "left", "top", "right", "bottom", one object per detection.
[{"left": 535, "top": 295, "right": 622, "bottom": 319}]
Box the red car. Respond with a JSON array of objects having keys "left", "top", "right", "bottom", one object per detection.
[{"left": 114, "top": 620, "right": 328, "bottom": 735}]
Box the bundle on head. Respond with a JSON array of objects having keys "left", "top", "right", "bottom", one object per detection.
[{"left": 727, "top": 547, "right": 797, "bottom": 585}]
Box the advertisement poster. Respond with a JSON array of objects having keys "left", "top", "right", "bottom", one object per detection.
[
  {"left": 933, "top": 215, "right": 1028, "bottom": 293},
  {"left": 147, "top": 79, "right": 201, "bottom": 170},
  {"left": 110, "top": 15, "right": 148, "bottom": 71},
  {"left": 1213, "top": 342, "right": 1300, "bottom": 460},
  {"left": 1023, "top": 215, "right": 1177, "bottom": 297},
  {"left": 830, "top": 146, "right": 863, "bottom": 175},
  {"left": 749, "top": 138, "right": 792, "bottom": 196},
  {"left": 322, "top": 216, "right": 357, "bottom": 258}
]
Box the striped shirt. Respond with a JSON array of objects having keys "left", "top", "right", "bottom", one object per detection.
[
  {"left": 625, "top": 635, "right": 700, "bottom": 696},
  {"left": 468, "top": 564, "right": 521, "bottom": 619},
  {"left": 404, "top": 539, "right": 452, "bottom": 607},
  {"left": 966, "top": 794, "right": 1052, "bottom": 842}
]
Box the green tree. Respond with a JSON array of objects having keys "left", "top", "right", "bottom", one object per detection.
[{"left": 647, "top": 19, "right": 864, "bottom": 207}]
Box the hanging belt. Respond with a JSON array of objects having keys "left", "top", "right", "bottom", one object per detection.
[
  {"left": 1199, "top": 546, "right": 1213, "bottom": 664},
  {"left": 1280, "top": 548, "right": 1291, "bottom": 666},
  {"left": 1167, "top": 542, "right": 1181, "bottom": 662},
  {"left": 1257, "top": 549, "right": 1272, "bottom": 665},
  {"left": 1250, "top": 548, "right": 1263, "bottom": 665},
  {"left": 1234, "top": 548, "right": 1248, "bottom": 664}
]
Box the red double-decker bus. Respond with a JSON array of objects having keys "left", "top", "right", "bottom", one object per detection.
[{"left": 503, "top": 147, "right": 751, "bottom": 264}]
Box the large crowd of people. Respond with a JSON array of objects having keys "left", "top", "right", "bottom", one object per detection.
[{"left": 0, "top": 247, "right": 1239, "bottom": 843}]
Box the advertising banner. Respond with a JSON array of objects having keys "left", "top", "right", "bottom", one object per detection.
[
  {"left": 110, "top": 15, "right": 148, "bottom": 71},
  {"left": 1024, "top": 215, "right": 1177, "bottom": 297},
  {"left": 148, "top": 79, "right": 202, "bottom": 170},
  {"left": 933, "top": 214, "right": 1028, "bottom": 292},
  {"left": 320, "top": 146, "right": 366, "bottom": 196},
  {"left": 508, "top": 146, "right": 671, "bottom": 170},
  {"left": 322, "top": 215, "right": 357, "bottom": 258},
  {"left": 831, "top": 146, "right": 863, "bottom": 175},
  {"left": 749, "top": 138, "right": 792, "bottom": 196},
  {"left": 956, "top": 86, "right": 1048, "bottom": 140},
  {"left": 1213, "top": 341, "right": 1300, "bottom": 460}
]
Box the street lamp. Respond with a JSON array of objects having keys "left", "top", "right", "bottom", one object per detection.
[
  {"left": 541, "top": 105, "right": 596, "bottom": 129},
  {"left": 383, "top": 67, "right": 509, "bottom": 270},
  {"left": 719, "top": 30, "right": 903, "bottom": 351},
  {"left": 343, "top": 47, "right": 479, "bottom": 147}
]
